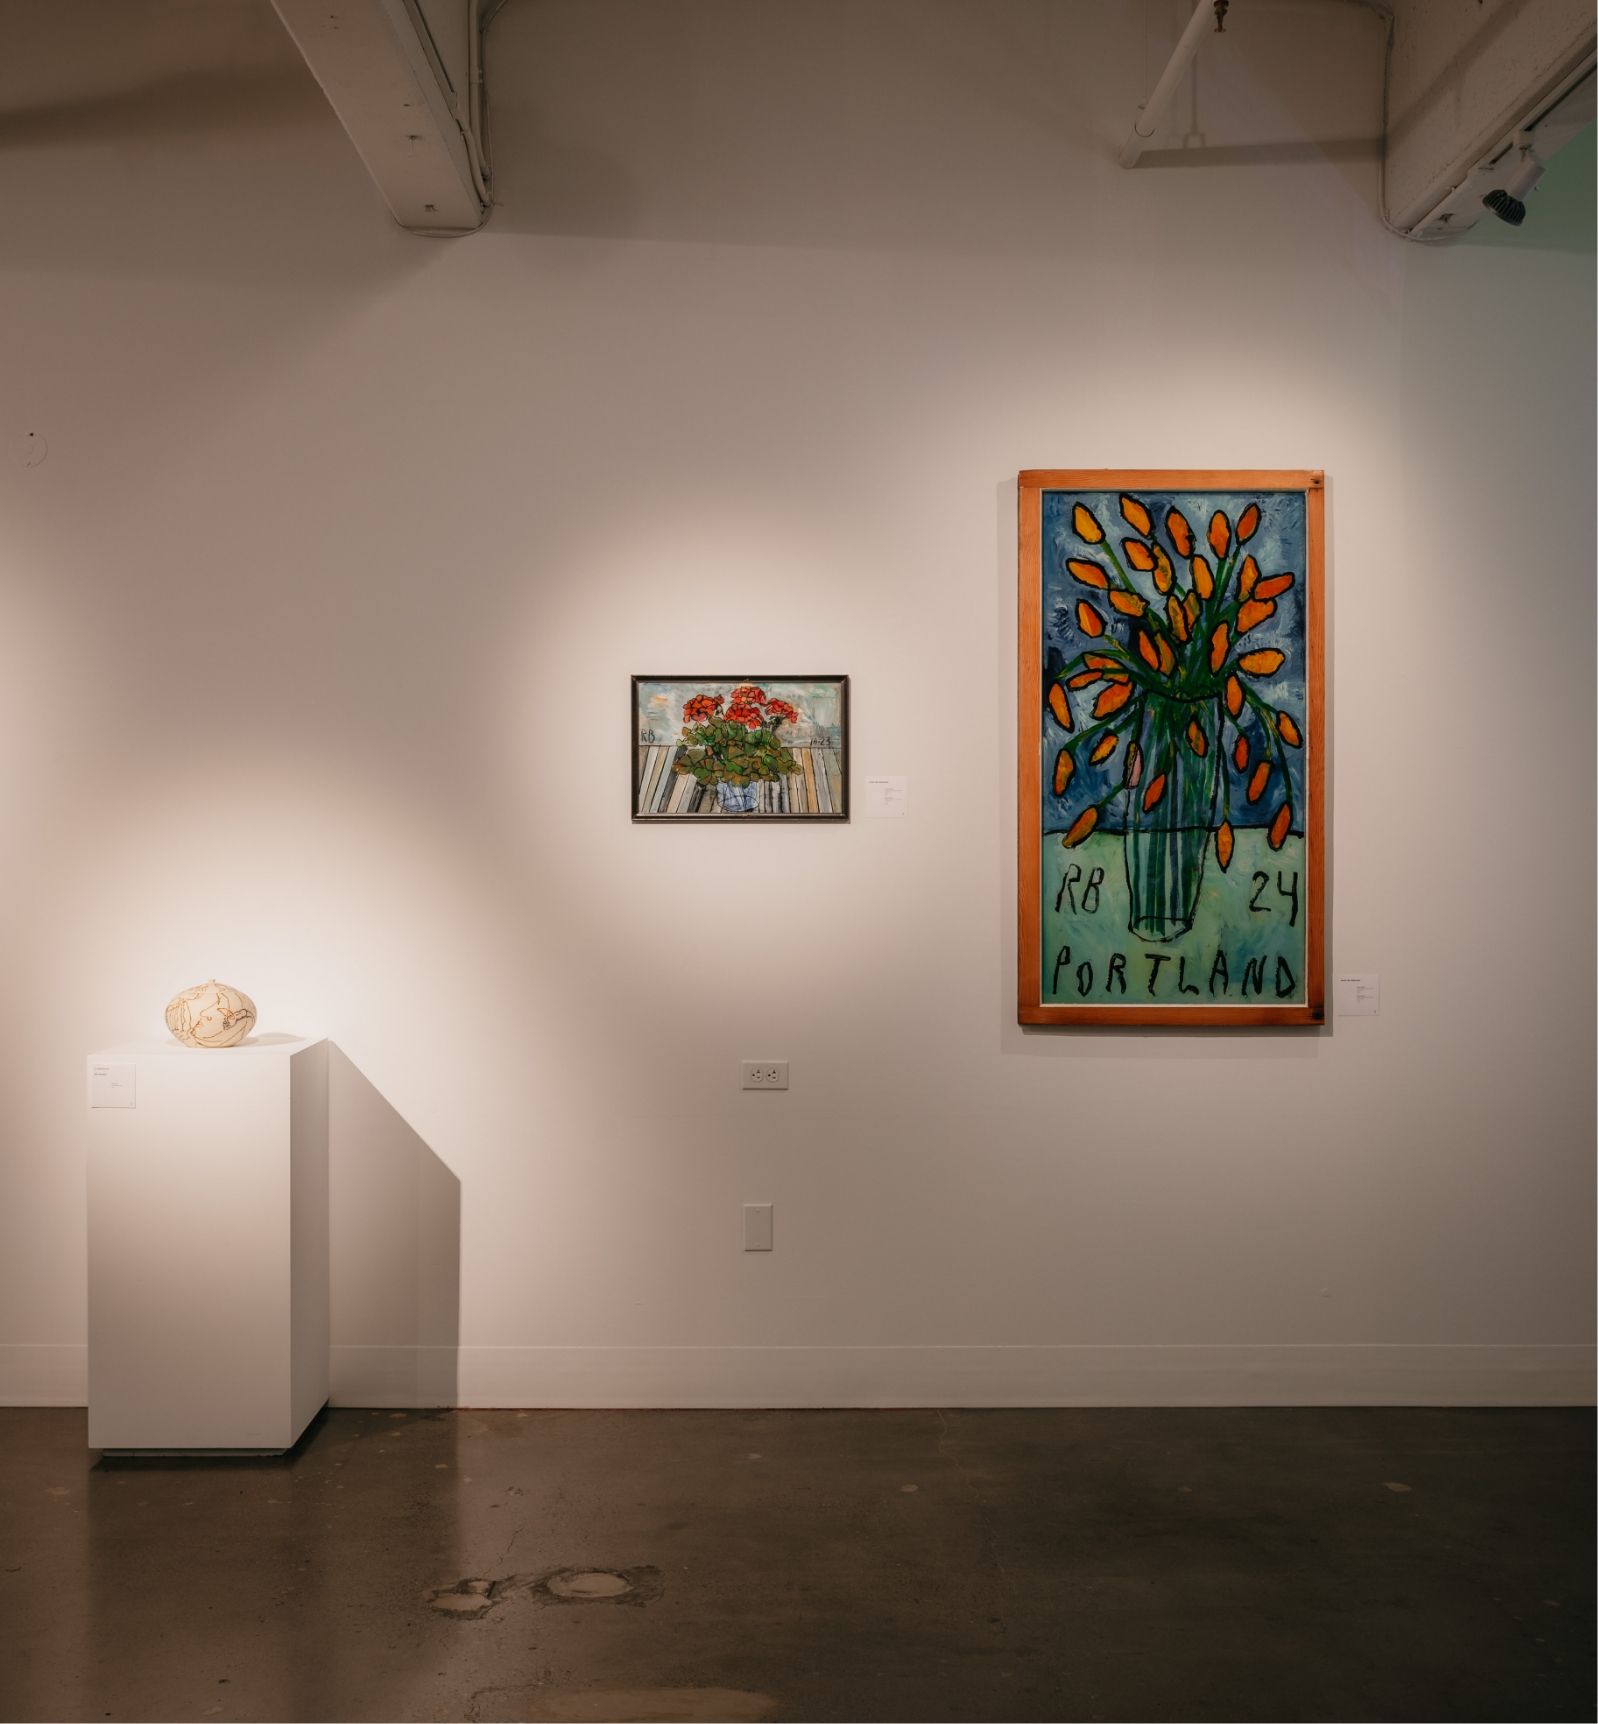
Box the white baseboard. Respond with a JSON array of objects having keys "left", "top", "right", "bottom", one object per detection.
[
  {"left": 0, "top": 1345, "right": 88, "bottom": 1406},
  {"left": 349, "top": 1342, "right": 1595, "bottom": 1409},
  {"left": 330, "top": 1344, "right": 460, "bottom": 1407},
  {"left": 10, "top": 1341, "right": 1593, "bottom": 1410}
]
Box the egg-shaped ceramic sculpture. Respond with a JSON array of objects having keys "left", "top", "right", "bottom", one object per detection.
[{"left": 165, "top": 980, "right": 257, "bottom": 1049}]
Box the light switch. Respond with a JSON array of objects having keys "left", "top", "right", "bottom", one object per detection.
[
  {"left": 90, "top": 1063, "right": 136, "bottom": 1108},
  {"left": 743, "top": 1202, "right": 774, "bottom": 1251}
]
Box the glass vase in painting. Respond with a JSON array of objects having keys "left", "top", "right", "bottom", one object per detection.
[{"left": 1124, "top": 696, "right": 1222, "bottom": 943}]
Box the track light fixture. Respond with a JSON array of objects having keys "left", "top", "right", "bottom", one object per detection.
[{"left": 1481, "top": 137, "right": 1546, "bottom": 226}]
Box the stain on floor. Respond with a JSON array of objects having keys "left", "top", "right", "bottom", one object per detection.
[{"left": 428, "top": 1565, "right": 661, "bottom": 1619}]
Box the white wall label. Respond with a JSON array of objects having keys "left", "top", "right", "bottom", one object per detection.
[
  {"left": 90, "top": 1064, "right": 136, "bottom": 1108},
  {"left": 865, "top": 775, "right": 908, "bottom": 817},
  {"left": 1335, "top": 974, "right": 1380, "bottom": 1017}
]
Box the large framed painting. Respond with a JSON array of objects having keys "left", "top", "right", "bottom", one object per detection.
[
  {"left": 633, "top": 676, "right": 849, "bottom": 820},
  {"left": 1018, "top": 470, "right": 1324, "bottom": 1026}
]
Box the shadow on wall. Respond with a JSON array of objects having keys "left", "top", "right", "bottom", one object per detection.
[
  {"left": 0, "top": 67, "right": 320, "bottom": 147},
  {"left": 328, "top": 1048, "right": 460, "bottom": 1409},
  {"left": 480, "top": 0, "right": 1385, "bottom": 252}
]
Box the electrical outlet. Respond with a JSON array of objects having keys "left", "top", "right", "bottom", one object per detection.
[{"left": 741, "top": 1060, "right": 789, "bottom": 1090}]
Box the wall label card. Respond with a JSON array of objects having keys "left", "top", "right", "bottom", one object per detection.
[
  {"left": 1335, "top": 973, "right": 1380, "bottom": 1016},
  {"left": 90, "top": 1063, "right": 136, "bottom": 1108},
  {"left": 1018, "top": 469, "right": 1325, "bottom": 1027},
  {"left": 864, "top": 776, "right": 908, "bottom": 817}
]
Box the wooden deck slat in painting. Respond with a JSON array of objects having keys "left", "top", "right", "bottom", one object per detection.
[
  {"left": 650, "top": 747, "right": 677, "bottom": 812},
  {"left": 822, "top": 748, "right": 843, "bottom": 814},
  {"left": 666, "top": 769, "right": 695, "bottom": 814},
  {"left": 800, "top": 749, "right": 819, "bottom": 812},
  {"left": 640, "top": 746, "right": 666, "bottom": 813},
  {"left": 810, "top": 748, "right": 832, "bottom": 814}
]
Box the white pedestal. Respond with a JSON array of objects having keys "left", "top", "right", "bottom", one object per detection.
[{"left": 86, "top": 1036, "right": 329, "bottom": 1453}]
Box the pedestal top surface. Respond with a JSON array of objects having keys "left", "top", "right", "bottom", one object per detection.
[{"left": 89, "top": 1035, "right": 325, "bottom": 1062}]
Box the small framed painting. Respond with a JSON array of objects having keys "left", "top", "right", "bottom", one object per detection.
[
  {"left": 633, "top": 676, "right": 850, "bottom": 820},
  {"left": 1018, "top": 470, "right": 1325, "bottom": 1026}
]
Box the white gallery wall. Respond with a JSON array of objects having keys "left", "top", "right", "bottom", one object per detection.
[{"left": 1, "top": 0, "right": 1592, "bottom": 1408}]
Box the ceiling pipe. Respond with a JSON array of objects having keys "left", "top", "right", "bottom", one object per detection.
[{"left": 1119, "top": 0, "right": 1232, "bottom": 168}]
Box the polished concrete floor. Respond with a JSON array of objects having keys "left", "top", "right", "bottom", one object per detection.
[{"left": 1, "top": 1406, "right": 1591, "bottom": 1723}]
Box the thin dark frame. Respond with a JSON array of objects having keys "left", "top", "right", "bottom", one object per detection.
[
  {"left": 1017, "top": 469, "right": 1325, "bottom": 1027},
  {"left": 631, "top": 675, "right": 851, "bottom": 822}
]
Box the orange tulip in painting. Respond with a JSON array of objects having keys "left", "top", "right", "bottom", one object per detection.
[
  {"left": 1123, "top": 539, "right": 1157, "bottom": 572},
  {"left": 1093, "top": 681, "right": 1133, "bottom": 719},
  {"left": 1062, "top": 806, "right": 1098, "bottom": 847},
  {"left": 1120, "top": 495, "right": 1152, "bottom": 536},
  {"left": 1237, "top": 599, "right": 1276, "bottom": 636},
  {"left": 1238, "top": 649, "right": 1284, "bottom": 676}
]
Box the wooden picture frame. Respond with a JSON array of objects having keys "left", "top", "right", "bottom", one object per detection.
[
  {"left": 1018, "top": 470, "right": 1324, "bottom": 1026},
  {"left": 633, "top": 676, "right": 850, "bottom": 821}
]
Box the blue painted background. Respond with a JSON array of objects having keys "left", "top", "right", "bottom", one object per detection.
[{"left": 1040, "top": 487, "right": 1307, "bottom": 836}]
